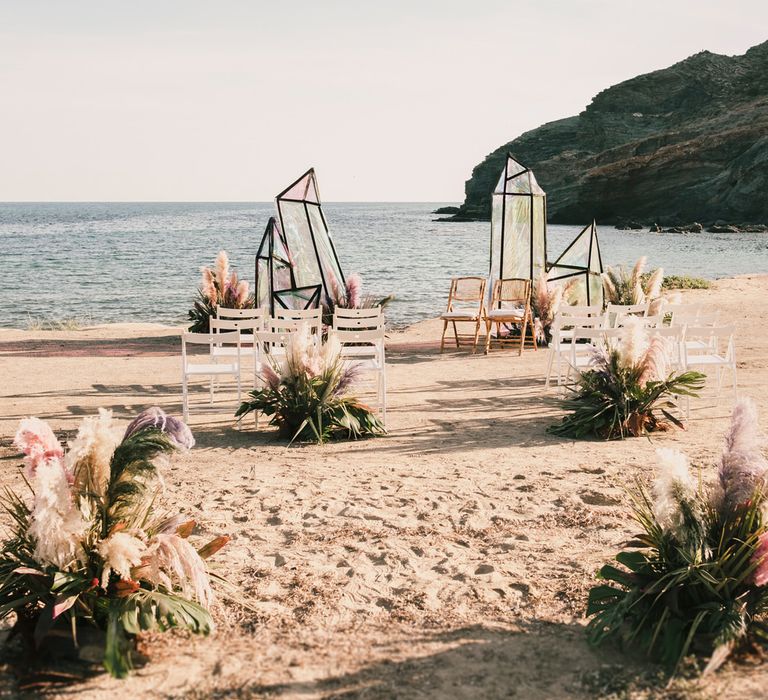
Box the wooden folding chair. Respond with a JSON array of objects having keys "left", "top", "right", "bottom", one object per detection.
[
  {"left": 439, "top": 276, "right": 487, "bottom": 353},
  {"left": 484, "top": 278, "right": 535, "bottom": 355}
]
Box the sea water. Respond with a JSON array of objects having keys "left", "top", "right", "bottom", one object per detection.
[{"left": 1, "top": 202, "right": 767, "bottom": 329}]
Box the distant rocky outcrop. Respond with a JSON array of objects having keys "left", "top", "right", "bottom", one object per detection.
[
  {"left": 451, "top": 41, "right": 768, "bottom": 225},
  {"left": 432, "top": 205, "right": 460, "bottom": 215}
]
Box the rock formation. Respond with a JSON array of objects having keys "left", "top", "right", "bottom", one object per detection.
[{"left": 450, "top": 41, "right": 768, "bottom": 225}]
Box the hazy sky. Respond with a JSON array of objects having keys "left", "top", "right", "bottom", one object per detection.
[{"left": 1, "top": 1, "right": 766, "bottom": 201}]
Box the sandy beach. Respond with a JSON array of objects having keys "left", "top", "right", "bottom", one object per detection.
[{"left": 2, "top": 275, "right": 768, "bottom": 699}]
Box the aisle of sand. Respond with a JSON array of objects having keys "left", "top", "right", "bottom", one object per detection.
[{"left": 1, "top": 276, "right": 768, "bottom": 699}]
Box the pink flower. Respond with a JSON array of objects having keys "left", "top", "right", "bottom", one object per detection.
[
  {"left": 14, "top": 417, "right": 64, "bottom": 479},
  {"left": 753, "top": 531, "right": 768, "bottom": 586}
]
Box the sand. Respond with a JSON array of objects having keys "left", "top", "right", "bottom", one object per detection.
[{"left": 1, "top": 276, "right": 768, "bottom": 699}]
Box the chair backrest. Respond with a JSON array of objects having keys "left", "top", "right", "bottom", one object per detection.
[
  {"left": 274, "top": 308, "right": 322, "bottom": 322},
  {"left": 269, "top": 317, "right": 320, "bottom": 334},
  {"left": 675, "top": 312, "right": 720, "bottom": 327},
  {"left": 333, "top": 306, "right": 384, "bottom": 330},
  {"left": 572, "top": 327, "right": 624, "bottom": 344},
  {"left": 181, "top": 331, "right": 241, "bottom": 364},
  {"left": 492, "top": 278, "right": 530, "bottom": 309},
  {"left": 560, "top": 304, "right": 603, "bottom": 318},
  {"left": 649, "top": 325, "right": 686, "bottom": 366},
  {"left": 210, "top": 317, "right": 262, "bottom": 335},
  {"left": 446, "top": 276, "right": 486, "bottom": 312},
  {"left": 666, "top": 303, "right": 702, "bottom": 323},
  {"left": 253, "top": 329, "right": 295, "bottom": 354},
  {"left": 332, "top": 327, "right": 385, "bottom": 361},
  {"left": 217, "top": 306, "right": 266, "bottom": 321},
  {"left": 684, "top": 325, "right": 736, "bottom": 359},
  {"left": 615, "top": 313, "right": 663, "bottom": 329},
  {"left": 552, "top": 314, "right": 604, "bottom": 331}
]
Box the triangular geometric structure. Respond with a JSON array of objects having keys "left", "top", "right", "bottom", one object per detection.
[
  {"left": 273, "top": 284, "right": 322, "bottom": 311},
  {"left": 547, "top": 220, "right": 604, "bottom": 306},
  {"left": 275, "top": 168, "right": 345, "bottom": 308},
  {"left": 255, "top": 217, "right": 297, "bottom": 315},
  {"left": 490, "top": 154, "right": 547, "bottom": 293}
]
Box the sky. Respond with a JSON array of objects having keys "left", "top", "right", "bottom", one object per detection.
[{"left": 0, "top": 1, "right": 766, "bottom": 202}]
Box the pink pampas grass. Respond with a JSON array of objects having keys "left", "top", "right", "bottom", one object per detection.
[
  {"left": 639, "top": 335, "right": 670, "bottom": 386},
  {"left": 214, "top": 250, "right": 229, "bottom": 292},
  {"left": 14, "top": 417, "right": 64, "bottom": 479},
  {"left": 646, "top": 267, "right": 664, "bottom": 301},
  {"left": 345, "top": 273, "right": 362, "bottom": 309},
  {"left": 717, "top": 397, "right": 768, "bottom": 512},
  {"left": 201, "top": 267, "right": 217, "bottom": 304}
]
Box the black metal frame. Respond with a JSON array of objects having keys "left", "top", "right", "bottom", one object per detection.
[
  {"left": 255, "top": 217, "right": 296, "bottom": 315},
  {"left": 491, "top": 154, "right": 547, "bottom": 284},
  {"left": 273, "top": 284, "right": 322, "bottom": 311},
  {"left": 546, "top": 220, "right": 604, "bottom": 306},
  {"left": 275, "top": 168, "right": 346, "bottom": 308}
]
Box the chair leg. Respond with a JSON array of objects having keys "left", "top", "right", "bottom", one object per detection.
[
  {"left": 472, "top": 320, "right": 481, "bottom": 354},
  {"left": 453, "top": 322, "right": 460, "bottom": 348},
  {"left": 236, "top": 371, "right": 242, "bottom": 430},
  {"left": 545, "top": 347, "right": 555, "bottom": 387},
  {"left": 182, "top": 372, "right": 189, "bottom": 423},
  {"left": 484, "top": 319, "right": 492, "bottom": 355},
  {"left": 518, "top": 317, "right": 527, "bottom": 356},
  {"left": 440, "top": 320, "right": 448, "bottom": 353}
]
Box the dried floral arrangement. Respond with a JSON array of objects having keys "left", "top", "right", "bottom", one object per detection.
[
  {"left": 188, "top": 250, "right": 254, "bottom": 333},
  {"left": 587, "top": 399, "right": 768, "bottom": 675},
  {"left": 548, "top": 320, "right": 704, "bottom": 439},
  {"left": 1, "top": 407, "right": 228, "bottom": 678},
  {"left": 325, "top": 273, "right": 393, "bottom": 323},
  {"left": 236, "top": 324, "right": 385, "bottom": 443},
  {"left": 603, "top": 256, "right": 665, "bottom": 314}
]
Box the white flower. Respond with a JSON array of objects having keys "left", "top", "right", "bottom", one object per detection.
[
  {"left": 138, "top": 533, "right": 213, "bottom": 607},
  {"left": 652, "top": 448, "right": 696, "bottom": 533},
  {"left": 97, "top": 531, "right": 147, "bottom": 588},
  {"left": 65, "top": 408, "right": 123, "bottom": 498},
  {"left": 28, "top": 458, "right": 88, "bottom": 569}
]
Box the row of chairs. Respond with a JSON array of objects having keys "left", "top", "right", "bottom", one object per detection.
[
  {"left": 440, "top": 277, "right": 536, "bottom": 355},
  {"left": 546, "top": 302, "right": 737, "bottom": 396},
  {"left": 181, "top": 306, "right": 387, "bottom": 426}
]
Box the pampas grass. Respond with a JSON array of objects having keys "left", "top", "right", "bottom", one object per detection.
[
  {"left": 602, "top": 256, "right": 665, "bottom": 307},
  {"left": 587, "top": 398, "right": 768, "bottom": 675},
  {"left": 188, "top": 250, "right": 255, "bottom": 333}
]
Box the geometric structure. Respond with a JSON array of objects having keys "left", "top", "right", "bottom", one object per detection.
[
  {"left": 254, "top": 217, "right": 322, "bottom": 315},
  {"left": 547, "top": 220, "right": 604, "bottom": 307},
  {"left": 489, "top": 154, "right": 547, "bottom": 292},
  {"left": 275, "top": 168, "right": 346, "bottom": 309}
]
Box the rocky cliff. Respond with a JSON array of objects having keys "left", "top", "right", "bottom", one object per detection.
[{"left": 452, "top": 41, "right": 768, "bottom": 225}]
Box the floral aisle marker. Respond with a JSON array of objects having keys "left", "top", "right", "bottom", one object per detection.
[
  {"left": 236, "top": 324, "right": 385, "bottom": 444},
  {"left": 1, "top": 407, "right": 229, "bottom": 678},
  {"left": 188, "top": 250, "right": 255, "bottom": 333},
  {"left": 548, "top": 320, "right": 705, "bottom": 439},
  {"left": 602, "top": 256, "right": 665, "bottom": 313},
  {"left": 587, "top": 398, "right": 768, "bottom": 675}
]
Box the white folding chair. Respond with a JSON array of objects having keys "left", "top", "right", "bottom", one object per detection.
[
  {"left": 331, "top": 327, "right": 387, "bottom": 425},
  {"left": 210, "top": 317, "right": 261, "bottom": 386},
  {"left": 560, "top": 304, "right": 603, "bottom": 318},
  {"left": 545, "top": 314, "right": 605, "bottom": 388},
  {"left": 181, "top": 331, "right": 241, "bottom": 423},
  {"left": 683, "top": 325, "right": 737, "bottom": 397},
  {"left": 605, "top": 302, "right": 649, "bottom": 328},
  {"left": 333, "top": 307, "right": 384, "bottom": 331}
]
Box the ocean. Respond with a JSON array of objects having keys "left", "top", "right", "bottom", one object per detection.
[{"left": 1, "top": 202, "right": 767, "bottom": 329}]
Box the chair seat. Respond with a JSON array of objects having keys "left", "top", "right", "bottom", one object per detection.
[
  {"left": 486, "top": 308, "right": 525, "bottom": 320},
  {"left": 345, "top": 358, "right": 383, "bottom": 371},
  {"left": 687, "top": 354, "right": 729, "bottom": 365},
  {"left": 185, "top": 362, "right": 239, "bottom": 375},
  {"left": 441, "top": 311, "right": 480, "bottom": 321},
  {"left": 340, "top": 346, "right": 379, "bottom": 358},
  {"left": 212, "top": 346, "right": 256, "bottom": 357}
]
